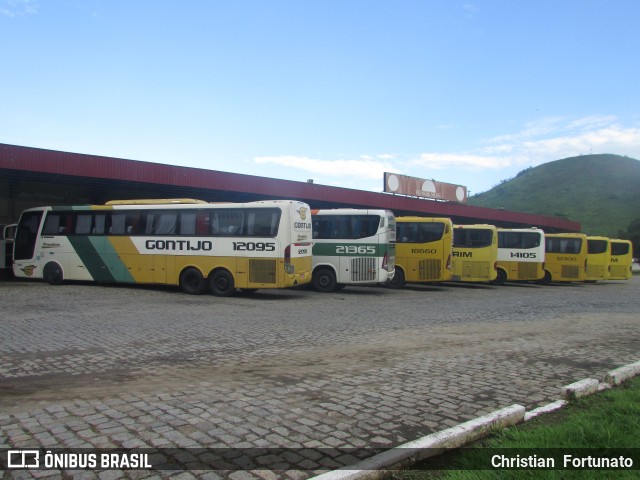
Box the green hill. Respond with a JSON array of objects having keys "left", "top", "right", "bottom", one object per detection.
[{"left": 467, "top": 154, "right": 640, "bottom": 237}]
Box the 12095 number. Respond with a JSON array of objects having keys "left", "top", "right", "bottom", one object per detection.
[{"left": 233, "top": 242, "right": 276, "bottom": 251}]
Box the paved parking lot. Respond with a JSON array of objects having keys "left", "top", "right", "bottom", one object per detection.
[{"left": 1, "top": 276, "right": 640, "bottom": 479}]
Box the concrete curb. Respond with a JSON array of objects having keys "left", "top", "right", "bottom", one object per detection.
[
  {"left": 604, "top": 360, "right": 640, "bottom": 386},
  {"left": 309, "top": 404, "right": 525, "bottom": 480},
  {"left": 523, "top": 399, "right": 567, "bottom": 422},
  {"left": 560, "top": 378, "right": 600, "bottom": 399},
  {"left": 309, "top": 359, "right": 640, "bottom": 480}
]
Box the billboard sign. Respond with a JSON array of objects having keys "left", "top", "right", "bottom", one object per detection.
[{"left": 384, "top": 172, "right": 467, "bottom": 203}]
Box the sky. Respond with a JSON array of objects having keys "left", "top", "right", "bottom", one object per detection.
[{"left": 2, "top": 0, "right": 640, "bottom": 196}]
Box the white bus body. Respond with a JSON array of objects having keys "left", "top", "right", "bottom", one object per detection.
[
  {"left": 311, "top": 208, "right": 396, "bottom": 292},
  {"left": 12, "top": 199, "right": 312, "bottom": 295}
]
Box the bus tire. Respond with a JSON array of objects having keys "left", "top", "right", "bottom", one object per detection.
[
  {"left": 312, "top": 267, "right": 337, "bottom": 293},
  {"left": 388, "top": 267, "right": 405, "bottom": 289},
  {"left": 492, "top": 269, "right": 507, "bottom": 286},
  {"left": 536, "top": 270, "right": 552, "bottom": 285},
  {"left": 43, "top": 262, "right": 64, "bottom": 285},
  {"left": 179, "top": 267, "right": 206, "bottom": 295},
  {"left": 209, "top": 269, "right": 236, "bottom": 296}
]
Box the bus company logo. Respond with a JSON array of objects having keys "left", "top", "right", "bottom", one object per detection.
[
  {"left": 42, "top": 242, "right": 61, "bottom": 249},
  {"left": 20, "top": 265, "right": 38, "bottom": 276},
  {"left": 452, "top": 251, "right": 473, "bottom": 258},
  {"left": 511, "top": 252, "right": 537, "bottom": 259},
  {"left": 144, "top": 240, "right": 212, "bottom": 251},
  {"left": 557, "top": 256, "right": 577, "bottom": 261},
  {"left": 294, "top": 207, "right": 311, "bottom": 229}
]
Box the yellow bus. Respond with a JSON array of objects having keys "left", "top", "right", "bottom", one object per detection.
[
  {"left": 391, "top": 216, "right": 453, "bottom": 288},
  {"left": 586, "top": 236, "right": 611, "bottom": 282},
  {"left": 609, "top": 239, "right": 634, "bottom": 280},
  {"left": 495, "top": 228, "right": 546, "bottom": 284},
  {"left": 12, "top": 199, "right": 313, "bottom": 295},
  {"left": 541, "top": 233, "right": 588, "bottom": 283},
  {"left": 452, "top": 224, "right": 498, "bottom": 283}
]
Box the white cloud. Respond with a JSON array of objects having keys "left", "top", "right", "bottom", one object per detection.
[
  {"left": 411, "top": 153, "right": 512, "bottom": 170},
  {"left": 415, "top": 116, "right": 640, "bottom": 172},
  {"left": 254, "top": 155, "right": 397, "bottom": 180},
  {"left": 0, "top": 0, "right": 38, "bottom": 16},
  {"left": 252, "top": 116, "right": 640, "bottom": 191}
]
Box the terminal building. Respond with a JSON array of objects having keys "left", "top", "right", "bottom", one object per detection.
[{"left": 0, "top": 143, "right": 580, "bottom": 232}]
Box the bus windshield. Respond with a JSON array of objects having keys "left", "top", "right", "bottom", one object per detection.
[
  {"left": 611, "top": 242, "right": 630, "bottom": 256},
  {"left": 397, "top": 222, "right": 445, "bottom": 243},
  {"left": 587, "top": 239, "right": 608, "bottom": 254},
  {"left": 453, "top": 228, "right": 493, "bottom": 248},
  {"left": 312, "top": 214, "right": 380, "bottom": 240},
  {"left": 546, "top": 237, "right": 583, "bottom": 254}
]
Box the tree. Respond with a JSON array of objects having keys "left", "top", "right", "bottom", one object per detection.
[{"left": 620, "top": 218, "right": 640, "bottom": 258}]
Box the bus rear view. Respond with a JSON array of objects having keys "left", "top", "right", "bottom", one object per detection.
[
  {"left": 542, "top": 233, "right": 588, "bottom": 283},
  {"left": 392, "top": 217, "right": 453, "bottom": 288},
  {"left": 609, "top": 239, "right": 633, "bottom": 280},
  {"left": 495, "top": 228, "right": 545, "bottom": 284},
  {"left": 452, "top": 224, "right": 498, "bottom": 283},
  {"left": 586, "top": 236, "right": 611, "bottom": 282},
  {"left": 311, "top": 209, "right": 395, "bottom": 292}
]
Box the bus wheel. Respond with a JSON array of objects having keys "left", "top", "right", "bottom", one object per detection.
[
  {"left": 492, "top": 269, "right": 507, "bottom": 286},
  {"left": 536, "top": 271, "right": 551, "bottom": 285},
  {"left": 209, "top": 269, "right": 236, "bottom": 296},
  {"left": 388, "top": 267, "right": 405, "bottom": 289},
  {"left": 312, "top": 268, "right": 336, "bottom": 293},
  {"left": 179, "top": 267, "right": 206, "bottom": 295},
  {"left": 43, "top": 262, "right": 64, "bottom": 285}
]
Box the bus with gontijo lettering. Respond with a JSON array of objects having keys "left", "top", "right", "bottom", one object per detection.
[
  {"left": 494, "top": 228, "right": 545, "bottom": 284},
  {"left": 311, "top": 208, "right": 395, "bottom": 292},
  {"left": 540, "top": 233, "right": 588, "bottom": 283},
  {"left": 12, "top": 199, "right": 313, "bottom": 295},
  {"left": 608, "top": 238, "right": 633, "bottom": 280},
  {"left": 390, "top": 216, "right": 453, "bottom": 288},
  {"left": 451, "top": 224, "right": 498, "bottom": 283}
]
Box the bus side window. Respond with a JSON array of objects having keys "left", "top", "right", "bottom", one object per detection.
[
  {"left": 75, "top": 214, "right": 93, "bottom": 234},
  {"left": 195, "top": 212, "right": 209, "bottom": 235},
  {"left": 180, "top": 212, "right": 196, "bottom": 235},
  {"left": 110, "top": 213, "right": 126, "bottom": 234},
  {"left": 42, "top": 214, "right": 61, "bottom": 235},
  {"left": 42, "top": 213, "right": 73, "bottom": 235},
  {"left": 154, "top": 212, "right": 178, "bottom": 235},
  {"left": 94, "top": 214, "right": 107, "bottom": 234}
]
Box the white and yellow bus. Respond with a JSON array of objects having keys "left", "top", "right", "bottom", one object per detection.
[
  {"left": 541, "top": 233, "right": 588, "bottom": 283},
  {"left": 609, "top": 239, "right": 634, "bottom": 280},
  {"left": 12, "top": 199, "right": 313, "bottom": 295},
  {"left": 391, "top": 217, "right": 453, "bottom": 288},
  {"left": 452, "top": 224, "right": 498, "bottom": 283},
  {"left": 495, "top": 228, "right": 545, "bottom": 284},
  {"left": 586, "top": 236, "right": 611, "bottom": 282},
  {"left": 310, "top": 208, "right": 395, "bottom": 292}
]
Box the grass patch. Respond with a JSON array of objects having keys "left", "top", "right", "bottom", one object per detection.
[{"left": 393, "top": 376, "right": 640, "bottom": 479}]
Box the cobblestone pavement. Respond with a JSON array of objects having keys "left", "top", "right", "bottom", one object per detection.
[{"left": 1, "top": 276, "right": 640, "bottom": 479}]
